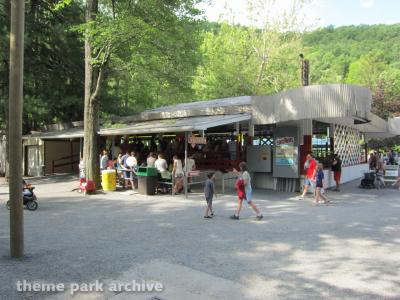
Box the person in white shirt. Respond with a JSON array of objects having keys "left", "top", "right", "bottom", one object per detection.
[
  {"left": 126, "top": 151, "right": 138, "bottom": 190},
  {"left": 155, "top": 153, "right": 168, "bottom": 173},
  {"left": 78, "top": 156, "right": 85, "bottom": 179},
  {"left": 155, "top": 153, "right": 169, "bottom": 193},
  {"left": 100, "top": 150, "right": 109, "bottom": 170},
  {"left": 147, "top": 152, "right": 157, "bottom": 167}
]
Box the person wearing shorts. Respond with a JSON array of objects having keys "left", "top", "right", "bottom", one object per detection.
[
  {"left": 120, "top": 151, "right": 130, "bottom": 189},
  {"left": 204, "top": 172, "right": 216, "bottom": 219},
  {"left": 230, "top": 162, "right": 263, "bottom": 220},
  {"left": 315, "top": 163, "right": 330, "bottom": 204},
  {"left": 299, "top": 153, "right": 317, "bottom": 200}
]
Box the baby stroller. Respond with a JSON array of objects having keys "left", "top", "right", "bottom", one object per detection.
[{"left": 359, "top": 171, "right": 376, "bottom": 189}]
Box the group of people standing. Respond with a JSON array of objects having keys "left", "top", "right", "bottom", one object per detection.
[
  {"left": 368, "top": 150, "right": 400, "bottom": 189},
  {"left": 99, "top": 149, "right": 197, "bottom": 195},
  {"left": 299, "top": 153, "right": 342, "bottom": 204}
]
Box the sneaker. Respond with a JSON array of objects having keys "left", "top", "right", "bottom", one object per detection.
[
  {"left": 211, "top": 211, "right": 215, "bottom": 217},
  {"left": 256, "top": 214, "right": 264, "bottom": 220},
  {"left": 298, "top": 196, "right": 304, "bottom": 200},
  {"left": 204, "top": 216, "right": 212, "bottom": 219},
  {"left": 230, "top": 215, "right": 239, "bottom": 220}
]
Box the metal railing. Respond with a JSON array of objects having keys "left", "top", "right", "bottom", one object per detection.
[{"left": 52, "top": 154, "right": 79, "bottom": 174}]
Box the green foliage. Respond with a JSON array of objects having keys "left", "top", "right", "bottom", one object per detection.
[
  {"left": 0, "top": 0, "right": 84, "bottom": 133},
  {"left": 304, "top": 24, "right": 400, "bottom": 120},
  {"left": 85, "top": 0, "right": 204, "bottom": 114},
  {"left": 192, "top": 23, "right": 303, "bottom": 100},
  {"left": 1, "top": 2, "right": 400, "bottom": 133}
]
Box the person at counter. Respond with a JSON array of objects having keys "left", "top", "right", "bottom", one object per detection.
[
  {"left": 155, "top": 153, "right": 169, "bottom": 194},
  {"left": 155, "top": 153, "right": 168, "bottom": 173},
  {"left": 172, "top": 155, "right": 184, "bottom": 195},
  {"left": 147, "top": 152, "right": 157, "bottom": 167},
  {"left": 100, "top": 150, "right": 109, "bottom": 171},
  {"left": 185, "top": 155, "right": 196, "bottom": 192}
]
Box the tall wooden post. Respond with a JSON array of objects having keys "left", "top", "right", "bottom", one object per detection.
[
  {"left": 300, "top": 53, "right": 310, "bottom": 86},
  {"left": 9, "top": 0, "right": 25, "bottom": 258}
]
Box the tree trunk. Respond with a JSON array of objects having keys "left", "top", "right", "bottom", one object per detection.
[{"left": 83, "top": 0, "right": 101, "bottom": 188}]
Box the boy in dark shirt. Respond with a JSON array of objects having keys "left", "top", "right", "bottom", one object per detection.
[
  {"left": 204, "top": 172, "right": 216, "bottom": 219},
  {"left": 331, "top": 154, "right": 342, "bottom": 191}
]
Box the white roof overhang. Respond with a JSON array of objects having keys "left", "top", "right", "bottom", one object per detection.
[
  {"left": 99, "top": 114, "right": 251, "bottom": 136},
  {"left": 23, "top": 128, "right": 84, "bottom": 140}
]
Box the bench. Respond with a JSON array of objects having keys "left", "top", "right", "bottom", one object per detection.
[{"left": 384, "top": 165, "right": 399, "bottom": 183}]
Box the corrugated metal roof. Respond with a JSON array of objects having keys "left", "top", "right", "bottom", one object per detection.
[
  {"left": 112, "top": 96, "right": 252, "bottom": 123},
  {"left": 24, "top": 114, "right": 252, "bottom": 139},
  {"left": 355, "top": 113, "right": 391, "bottom": 135},
  {"left": 388, "top": 117, "right": 400, "bottom": 135},
  {"left": 145, "top": 96, "right": 251, "bottom": 113},
  {"left": 100, "top": 114, "right": 251, "bottom": 136},
  {"left": 23, "top": 128, "right": 84, "bottom": 139},
  {"left": 252, "top": 84, "right": 372, "bottom": 124}
]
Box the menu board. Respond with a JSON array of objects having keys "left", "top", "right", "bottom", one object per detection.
[
  {"left": 273, "top": 127, "right": 299, "bottom": 178},
  {"left": 275, "top": 137, "right": 297, "bottom": 166}
]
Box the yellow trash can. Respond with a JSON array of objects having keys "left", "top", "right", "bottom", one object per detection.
[{"left": 102, "top": 170, "right": 117, "bottom": 191}]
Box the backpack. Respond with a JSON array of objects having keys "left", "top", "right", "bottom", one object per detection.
[{"left": 235, "top": 179, "right": 245, "bottom": 200}]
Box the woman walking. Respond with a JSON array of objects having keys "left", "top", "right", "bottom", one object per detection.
[{"left": 230, "top": 162, "right": 263, "bottom": 220}]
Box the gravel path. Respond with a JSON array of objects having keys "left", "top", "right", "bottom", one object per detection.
[{"left": 0, "top": 175, "right": 399, "bottom": 299}]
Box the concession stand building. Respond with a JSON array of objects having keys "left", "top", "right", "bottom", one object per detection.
[{"left": 22, "top": 84, "right": 397, "bottom": 192}]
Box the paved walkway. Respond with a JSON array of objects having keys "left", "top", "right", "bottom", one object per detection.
[{"left": 0, "top": 175, "right": 399, "bottom": 299}]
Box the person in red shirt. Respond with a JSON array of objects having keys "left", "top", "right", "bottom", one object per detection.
[{"left": 299, "top": 153, "right": 317, "bottom": 200}]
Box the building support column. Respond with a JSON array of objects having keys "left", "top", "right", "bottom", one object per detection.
[
  {"left": 235, "top": 122, "right": 241, "bottom": 166},
  {"left": 70, "top": 139, "right": 73, "bottom": 171},
  {"left": 184, "top": 131, "right": 188, "bottom": 199},
  {"left": 248, "top": 120, "right": 254, "bottom": 145}
]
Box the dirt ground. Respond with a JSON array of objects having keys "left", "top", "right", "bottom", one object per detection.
[{"left": 0, "top": 175, "right": 399, "bottom": 299}]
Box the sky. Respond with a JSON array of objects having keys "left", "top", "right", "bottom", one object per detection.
[{"left": 200, "top": 0, "right": 400, "bottom": 28}]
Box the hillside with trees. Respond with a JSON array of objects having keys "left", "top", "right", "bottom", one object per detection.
[{"left": 304, "top": 24, "right": 400, "bottom": 119}]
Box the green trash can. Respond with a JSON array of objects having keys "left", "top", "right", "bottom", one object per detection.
[{"left": 137, "top": 167, "right": 158, "bottom": 195}]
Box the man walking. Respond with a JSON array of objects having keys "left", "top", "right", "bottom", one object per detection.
[{"left": 299, "top": 153, "right": 317, "bottom": 200}]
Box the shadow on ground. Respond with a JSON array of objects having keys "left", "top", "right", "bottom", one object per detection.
[{"left": 0, "top": 177, "right": 399, "bottom": 299}]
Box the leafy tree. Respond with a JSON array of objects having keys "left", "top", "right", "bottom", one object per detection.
[
  {"left": 0, "top": 0, "right": 84, "bottom": 132},
  {"left": 346, "top": 53, "right": 386, "bottom": 89},
  {"left": 304, "top": 24, "right": 400, "bottom": 121},
  {"left": 192, "top": 0, "right": 307, "bottom": 100},
  {"left": 81, "top": 0, "right": 203, "bottom": 185},
  {"left": 372, "top": 68, "right": 400, "bottom": 120}
]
